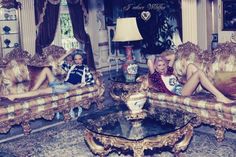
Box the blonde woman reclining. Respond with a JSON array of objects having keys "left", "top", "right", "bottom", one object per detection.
[{"left": 146, "top": 53, "right": 234, "bottom": 104}]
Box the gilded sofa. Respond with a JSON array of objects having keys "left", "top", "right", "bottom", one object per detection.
[
  {"left": 0, "top": 46, "right": 105, "bottom": 135},
  {"left": 141, "top": 42, "right": 236, "bottom": 141}
]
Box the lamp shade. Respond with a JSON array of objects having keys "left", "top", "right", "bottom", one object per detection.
[{"left": 113, "top": 17, "right": 143, "bottom": 42}]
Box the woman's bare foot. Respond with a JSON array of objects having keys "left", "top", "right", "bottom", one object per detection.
[
  {"left": 5, "top": 95, "right": 16, "bottom": 101},
  {"left": 216, "top": 96, "right": 235, "bottom": 104}
]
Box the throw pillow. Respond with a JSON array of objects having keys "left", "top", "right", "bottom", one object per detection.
[
  {"left": 2, "top": 60, "right": 30, "bottom": 85},
  {"left": 214, "top": 71, "right": 236, "bottom": 99}
]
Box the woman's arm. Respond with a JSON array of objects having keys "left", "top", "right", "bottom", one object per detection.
[
  {"left": 57, "top": 48, "right": 76, "bottom": 63},
  {"left": 163, "top": 53, "right": 176, "bottom": 67},
  {"left": 146, "top": 55, "right": 155, "bottom": 74}
]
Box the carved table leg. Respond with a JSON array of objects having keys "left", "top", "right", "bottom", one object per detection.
[
  {"left": 133, "top": 145, "right": 144, "bottom": 157},
  {"left": 97, "top": 98, "right": 105, "bottom": 110},
  {"left": 21, "top": 121, "right": 31, "bottom": 135},
  {"left": 63, "top": 108, "right": 71, "bottom": 122},
  {"left": 84, "top": 130, "right": 110, "bottom": 157},
  {"left": 173, "top": 124, "right": 193, "bottom": 155},
  {"left": 215, "top": 127, "right": 225, "bottom": 142}
]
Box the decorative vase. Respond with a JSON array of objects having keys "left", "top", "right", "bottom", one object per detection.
[
  {"left": 122, "top": 46, "right": 138, "bottom": 83},
  {"left": 123, "top": 60, "right": 138, "bottom": 82},
  {"left": 121, "top": 91, "right": 147, "bottom": 114},
  {"left": 14, "top": 43, "right": 19, "bottom": 48},
  {"left": 3, "top": 26, "right": 11, "bottom": 34},
  {"left": 4, "top": 39, "right": 11, "bottom": 48},
  {"left": 4, "top": 13, "right": 10, "bottom": 20}
]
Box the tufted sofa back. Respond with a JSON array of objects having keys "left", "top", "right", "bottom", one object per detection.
[
  {"left": 0, "top": 48, "right": 32, "bottom": 85},
  {"left": 172, "top": 41, "right": 236, "bottom": 96},
  {"left": 0, "top": 45, "right": 103, "bottom": 96},
  {"left": 173, "top": 42, "right": 236, "bottom": 81},
  {"left": 0, "top": 48, "right": 32, "bottom": 95},
  {"left": 0, "top": 45, "right": 74, "bottom": 95}
]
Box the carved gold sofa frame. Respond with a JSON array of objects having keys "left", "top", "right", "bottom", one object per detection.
[
  {"left": 143, "top": 42, "right": 236, "bottom": 142},
  {"left": 0, "top": 46, "right": 105, "bottom": 135}
]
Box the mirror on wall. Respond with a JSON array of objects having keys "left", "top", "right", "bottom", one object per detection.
[{"left": 222, "top": 0, "right": 236, "bottom": 31}]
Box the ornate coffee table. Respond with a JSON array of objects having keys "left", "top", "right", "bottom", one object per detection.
[
  {"left": 78, "top": 105, "right": 196, "bottom": 157},
  {"left": 109, "top": 74, "right": 141, "bottom": 101}
]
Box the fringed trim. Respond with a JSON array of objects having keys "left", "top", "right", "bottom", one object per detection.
[{"left": 36, "top": 0, "right": 48, "bottom": 35}]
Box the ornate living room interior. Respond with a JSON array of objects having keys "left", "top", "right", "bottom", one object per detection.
[{"left": 0, "top": 0, "right": 236, "bottom": 156}]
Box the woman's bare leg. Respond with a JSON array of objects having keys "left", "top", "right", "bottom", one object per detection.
[
  {"left": 181, "top": 65, "right": 233, "bottom": 103},
  {"left": 32, "top": 67, "right": 55, "bottom": 90},
  {"left": 6, "top": 87, "right": 53, "bottom": 101},
  {"left": 186, "top": 63, "right": 198, "bottom": 80}
]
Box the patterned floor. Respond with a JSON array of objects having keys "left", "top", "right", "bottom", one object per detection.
[{"left": 0, "top": 120, "right": 235, "bottom": 157}]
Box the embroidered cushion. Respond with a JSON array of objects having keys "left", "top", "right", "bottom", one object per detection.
[
  {"left": 214, "top": 71, "right": 236, "bottom": 99},
  {"left": 1, "top": 60, "right": 30, "bottom": 86},
  {"left": 0, "top": 82, "right": 30, "bottom": 95},
  {"left": 172, "top": 42, "right": 236, "bottom": 93}
]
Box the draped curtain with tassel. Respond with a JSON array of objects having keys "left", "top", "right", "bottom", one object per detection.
[
  {"left": 66, "top": 0, "right": 96, "bottom": 70},
  {"left": 34, "top": 0, "right": 60, "bottom": 54},
  {"left": 34, "top": 0, "right": 95, "bottom": 70}
]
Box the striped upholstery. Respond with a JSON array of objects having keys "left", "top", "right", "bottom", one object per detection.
[
  {"left": 144, "top": 42, "right": 236, "bottom": 141},
  {"left": 0, "top": 46, "right": 105, "bottom": 135},
  {"left": 0, "top": 73, "right": 105, "bottom": 135},
  {"left": 147, "top": 88, "right": 236, "bottom": 141},
  {"left": 148, "top": 91, "right": 236, "bottom": 123},
  {"left": 2, "top": 60, "right": 30, "bottom": 85}
]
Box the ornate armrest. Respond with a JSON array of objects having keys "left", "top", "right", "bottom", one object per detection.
[
  {"left": 0, "top": 48, "right": 31, "bottom": 86},
  {"left": 136, "top": 74, "right": 148, "bottom": 83}
]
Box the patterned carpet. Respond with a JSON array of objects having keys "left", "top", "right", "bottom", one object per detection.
[{"left": 0, "top": 120, "right": 235, "bottom": 157}]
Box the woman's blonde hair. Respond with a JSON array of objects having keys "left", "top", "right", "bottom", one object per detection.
[{"left": 154, "top": 56, "right": 168, "bottom": 66}]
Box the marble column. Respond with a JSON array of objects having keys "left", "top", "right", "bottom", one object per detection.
[
  {"left": 182, "top": 0, "right": 198, "bottom": 44},
  {"left": 86, "top": 0, "right": 109, "bottom": 69},
  {"left": 18, "top": 0, "right": 36, "bottom": 55},
  {"left": 197, "top": 0, "right": 207, "bottom": 50}
]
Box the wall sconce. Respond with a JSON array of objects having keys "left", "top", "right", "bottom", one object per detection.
[{"left": 211, "top": 33, "right": 218, "bottom": 51}]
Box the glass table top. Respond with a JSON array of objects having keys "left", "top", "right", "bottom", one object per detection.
[
  {"left": 78, "top": 105, "right": 195, "bottom": 140},
  {"left": 109, "top": 74, "right": 138, "bottom": 83}
]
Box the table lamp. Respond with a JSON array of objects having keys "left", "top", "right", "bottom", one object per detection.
[{"left": 113, "top": 17, "right": 143, "bottom": 82}]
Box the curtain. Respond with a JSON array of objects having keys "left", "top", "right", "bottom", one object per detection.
[
  {"left": 67, "top": 0, "right": 96, "bottom": 71},
  {"left": 34, "top": 0, "right": 60, "bottom": 54}
]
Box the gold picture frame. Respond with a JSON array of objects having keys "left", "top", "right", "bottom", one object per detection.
[{"left": 222, "top": 0, "right": 236, "bottom": 31}]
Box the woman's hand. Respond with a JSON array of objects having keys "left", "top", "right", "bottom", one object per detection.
[
  {"left": 71, "top": 82, "right": 86, "bottom": 90},
  {"left": 146, "top": 55, "right": 156, "bottom": 74},
  {"left": 58, "top": 48, "right": 76, "bottom": 63}
]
